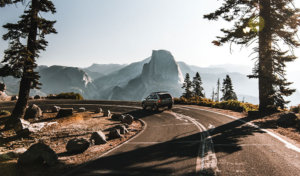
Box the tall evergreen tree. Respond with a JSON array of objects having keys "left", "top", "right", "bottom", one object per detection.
[
  {"left": 0, "top": 0, "right": 23, "bottom": 7},
  {"left": 204, "top": 0, "right": 300, "bottom": 111},
  {"left": 211, "top": 88, "right": 215, "bottom": 101},
  {"left": 182, "top": 73, "right": 192, "bottom": 99},
  {"left": 0, "top": 0, "right": 57, "bottom": 127},
  {"left": 221, "top": 75, "right": 237, "bottom": 101},
  {"left": 192, "top": 72, "right": 204, "bottom": 97},
  {"left": 216, "top": 78, "right": 220, "bottom": 102}
]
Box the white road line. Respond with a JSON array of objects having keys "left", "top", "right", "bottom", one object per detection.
[
  {"left": 151, "top": 123, "right": 194, "bottom": 127},
  {"left": 181, "top": 106, "right": 300, "bottom": 153},
  {"left": 167, "top": 111, "right": 219, "bottom": 175},
  {"left": 126, "top": 141, "right": 202, "bottom": 145},
  {"left": 213, "top": 144, "right": 274, "bottom": 146}
]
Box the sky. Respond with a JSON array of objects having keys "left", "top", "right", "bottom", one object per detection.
[{"left": 0, "top": 0, "right": 300, "bottom": 74}]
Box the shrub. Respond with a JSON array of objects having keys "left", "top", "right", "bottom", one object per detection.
[
  {"left": 47, "top": 92, "right": 84, "bottom": 100},
  {"left": 290, "top": 105, "right": 300, "bottom": 113},
  {"left": 198, "top": 98, "right": 215, "bottom": 107},
  {"left": 173, "top": 96, "right": 258, "bottom": 113},
  {"left": 0, "top": 110, "right": 11, "bottom": 116}
]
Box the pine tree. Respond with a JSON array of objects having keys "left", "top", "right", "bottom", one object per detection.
[
  {"left": 192, "top": 72, "right": 204, "bottom": 97},
  {"left": 211, "top": 88, "right": 215, "bottom": 101},
  {"left": 182, "top": 73, "right": 192, "bottom": 99},
  {"left": 0, "top": 0, "right": 57, "bottom": 126},
  {"left": 0, "top": 0, "right": 23, "bottom": 7},
  {"left": 221, "top": 75, "right": 237, "bottom": 101},
  {"left": 216, "top": 78, "right": 220, "bottom": 102},
  {"left": 204, "top": 0, "right": 299, "bottom": 111}
]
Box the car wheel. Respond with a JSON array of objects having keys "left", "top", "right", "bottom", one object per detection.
[
  {"left": 152, "top": 104, "right": 158, "bottom": 111},
  {"left": 168, "top": 104, "right": 173, "bottom": 109},
  {"left": 142, "top": 103, "right": 146, "bottom": 110}
]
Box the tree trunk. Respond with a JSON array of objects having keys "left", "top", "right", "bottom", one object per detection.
[
  {"left": 10, "top": 0, "right": 38, "bottom": 122},
  {"left": 258, "top": 0, "right": 274, "bottom": 112}
]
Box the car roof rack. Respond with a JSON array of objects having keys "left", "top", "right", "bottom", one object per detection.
[{"left": 152, "top": 91, "right": 168, "bottom": 94}]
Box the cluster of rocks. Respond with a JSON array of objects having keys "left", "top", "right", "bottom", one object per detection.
[
  {"left": 16, "top": 112, "right": 135, "bottom": 167},
  {"left": 10, "top": 94, "right": 43, "bottom": 101},
  {"left": 111, "top": 113, "right": 135, "bottom": 125},
  {"left": 8, "top": 104, "right": 138, "bottom": 169}
]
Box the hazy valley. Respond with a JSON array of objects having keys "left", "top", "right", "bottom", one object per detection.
[{"left": 1, "top": 50, "right": 300, "bottom": 106}]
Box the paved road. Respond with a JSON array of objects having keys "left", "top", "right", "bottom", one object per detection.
[
  {"left": 60, "top": 104, "right": 300, "bottom": 176},
  {"left": 2, "top": 100, "right": 299, "bottom": 175}
]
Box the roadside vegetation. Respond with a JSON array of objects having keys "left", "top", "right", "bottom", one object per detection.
[
  {"left": 179, "top": 73, "right": 258, "bottom": 113},
  {"left": 174, "top": 97, "right": 258, "bottom": 113},
  {"left": 290, "top": 105, "right": 300, "bottom": 114},
  {"left": 47, "top": 92, "right": 84, "bottom": 100}
]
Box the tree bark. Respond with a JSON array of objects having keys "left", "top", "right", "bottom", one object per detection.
[
  {"left": 258, "top": 0, "right": 274, "bottom": 112},
  {"left": 10, "top": 0, "right": 38, "bottom": 122}
]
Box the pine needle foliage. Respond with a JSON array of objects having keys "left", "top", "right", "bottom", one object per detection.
[
  {"left": 0, "top": 0, "right": 57, "bottom": 119},
  {"left": 204, "top": 0, "right": 300, "bottom": 111}
]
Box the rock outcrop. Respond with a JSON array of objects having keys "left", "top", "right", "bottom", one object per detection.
[
  {"left": 18, "top": 143, "right": 58, "bottom": 166},
  {"left": 66, "top": 138, "right": 90, "bottom": 154},
  {"left": 24, "top": 104, "right": 43, "bottom": 120},
  {"left": 90, "top": 131, "right": 107, "bottom": 145}
]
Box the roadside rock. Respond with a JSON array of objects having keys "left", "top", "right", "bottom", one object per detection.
[
  {"left": 34, "top": 95, "right": 41, "bottom": 99},
  {"left": 111, "top": 113, "right": 122, "bottom": 121},
  {"left": 115, "top": 125, "right": 129, "bottom": 134},
  {"left": 11, "top": 95, "right": 18, "bottom": 101},
  {"left": 0, "top": 148, "right": 27, "bottom": 161},
  {"left": 52, "top": 106, "right": 61, "bottom": 113},
  {"left": 78, "top": 107, "right": 86, "bottom": 112},
  {"left": 90, "top": 131, "right": 107, "bottom": 145},
  {"left": 103, "top": 110, "right": 111, "bottom": 117},
  {"left": 24, "top": 104, "right": 43, "bottom": 120},
  {"left": 109, "top": 128, "right": 122, "bottom": 139},
  {"left": 122, "top": 114, "right": 134, "bottom": 125},
  {"left": 95, "top": 107, "right": 103, "bottom": 113},
  {"left": 277, "top": 112, "right": 298, "bottom": 127},
  {"left": 66, "top": 138, "right": 90, "bottom": 154},
  {"left": 56, "top": 108, "right": 73, "bottom": 118},
  {"left": 18, "top": 143, "right": 58, "bottom": 166}
]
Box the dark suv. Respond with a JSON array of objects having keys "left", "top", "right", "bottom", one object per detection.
[{"left": 142, "top": 92, "right": 173, "bottom": 111}]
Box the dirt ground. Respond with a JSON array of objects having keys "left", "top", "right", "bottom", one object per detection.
[{"left": 0, "top": 110, "right": 143, "bottom": 176}]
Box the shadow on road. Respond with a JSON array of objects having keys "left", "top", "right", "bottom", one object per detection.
[{"left": 61, "top": 109, "right": 267, "bottom": 176}]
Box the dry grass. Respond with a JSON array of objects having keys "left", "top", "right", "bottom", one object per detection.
[{"left": 0, "top": 111, "right": 143, "bottom": 176}]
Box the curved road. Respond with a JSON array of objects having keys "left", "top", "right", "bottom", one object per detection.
[
  {"left": 1, "top": 101, "right": 300, "bottom": 175},
  {"left": 59, "top": 104, "right": 300, "bottom": 176}
]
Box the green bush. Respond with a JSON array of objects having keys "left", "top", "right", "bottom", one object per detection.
[
  {"left": 47, "top": 92, "right": 84, "bottom": 100},
  {"left": 174, "top": 96, "right": 258, "bottom": 113},
  {"left": 0, "top": 110, "right": 11, "bottom": 116},
  {"left": 290, "top": 105, "right": 300, "bottom": 113}
]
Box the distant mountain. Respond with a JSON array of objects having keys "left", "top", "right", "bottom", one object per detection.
[
  {"left": 93, "top": 57, "right": 151, "bottom": 94},
  {"left": 1, "top": 50, "right": 299, "bottom": 105},
  {"left": 83, "top": 63, "right": 125, "bottom": 79},
  {"left": 178, "top": 62, "right": 258, "bottom": 102},
  {"left": 1, "top": 65, "right": 97, "bottom": 99},
  {"left": 208, "top": 64, "right": 252, "bottom": 75},
  {"left": 108, "top": 50, "right": 183, "bottom": 100},
  {"left": 39, "top": 65, "right": 94, "bottom": 97},
  {"left": 83, "top": 69, "right": 105, "bottom": 80}
]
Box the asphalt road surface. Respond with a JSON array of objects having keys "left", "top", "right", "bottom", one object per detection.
[{"left": 57, "top": 104, "right": 300, "bottom": 176}]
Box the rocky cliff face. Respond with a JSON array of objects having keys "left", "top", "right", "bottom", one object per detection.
[
  {"left": 141, "top": 50, "right": 184, "bottom": 83},
  {"left": 39, "top": 66, "right": 94, "bottom": 97},
  {"left": 110, "top": 50, "right": 184, "bottom": 100}
]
